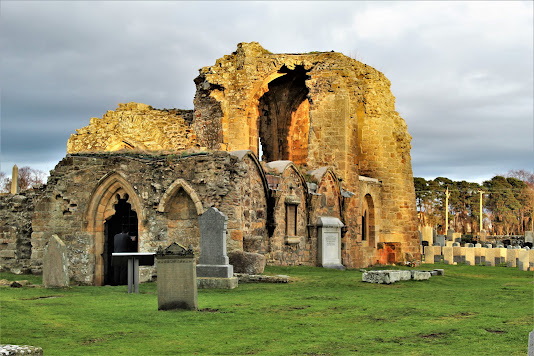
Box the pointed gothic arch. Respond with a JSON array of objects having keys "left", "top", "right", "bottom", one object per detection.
[
  {"left": 158, "top": 179, "right": 204, "bottom": 215},
  {"left": 84, "top": 172, "right": 144, "bottom": 286}
]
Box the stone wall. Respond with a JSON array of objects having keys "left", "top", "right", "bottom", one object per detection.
[
  {"left": 193, "top": 42, "right": 419, "bottom": 266},
  {"left": 0, "top": 189, "right": 43, "bottom": 273},
  {"left": 67, "top": 102, "right": 197, "bottom": 153},
  {"left": 265, "top": 161, "right": 312, "bottom": 266},
  {"left": 31, "top": 151, "right": 267, "bottom": 284}
]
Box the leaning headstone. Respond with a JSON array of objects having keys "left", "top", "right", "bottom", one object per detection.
[
  {"left": 156, "top": 242, "right": 197, "bottom": 310},
  {"left": 43, "top": 235, "right": 69, "bottom": 288},
  {"left": 317, "top": 217, "right": 345, "bottom": 269},
  {"left": 196, "top": 207, "right": 238, "bottom": 289},
  {"left": 10, "top": 165, "right": 19, "bottom": 194}
]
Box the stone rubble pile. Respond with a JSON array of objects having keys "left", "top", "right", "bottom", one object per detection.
[{"left": 362, "top": 269, "right": 442, "bottom": 284}]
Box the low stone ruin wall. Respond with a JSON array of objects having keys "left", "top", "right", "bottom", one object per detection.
[{"left": 0, "top": 189, "right": 43, "bottom": 274}]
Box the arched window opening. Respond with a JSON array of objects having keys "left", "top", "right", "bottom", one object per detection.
[
  {"left": 258, "top": 65, "right": 310, "bottom": 164},
  {"left": 362, "top": 194, "right": 376, "bottom": 247}
]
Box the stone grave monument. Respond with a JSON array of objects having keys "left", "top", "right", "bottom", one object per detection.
[
  {"left": 43, "top": 235, "right": 69, "bottom": 288},
  {"left": 10, "top": 165, "right": 19, "bottom": 195},
  {"left": 317, "top": 217, "right": 345, "bottom": 269},
  {"left": 156, "top": 242, "right": 197, "bottom": 310},
  {"left": 196, "top": 207, "right": 238, "bottom": 289}
]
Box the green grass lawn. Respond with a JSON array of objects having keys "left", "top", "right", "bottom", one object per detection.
[{"left": 1, "top": 264, "right": 533, "bottom": 355}]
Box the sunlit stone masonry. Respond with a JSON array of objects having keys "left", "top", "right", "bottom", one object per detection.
[{"left": 1, "top": 42, "right": 419, "bottom": 284}]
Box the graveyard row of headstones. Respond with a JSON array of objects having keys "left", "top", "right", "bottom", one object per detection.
[{"left": 423, "top": 243, "right": 534, "bottom": 271}]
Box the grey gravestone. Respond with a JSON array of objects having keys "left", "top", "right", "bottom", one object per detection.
[
  {"left": 526, "top": 231, "right": 534, "bottom": 244},
  {"left": 435, "top": 235, "right": 446, "bottom": 246},
  {"left": 446, "top": 229, "right": 454, "bottom": 241},
  {"left": 43, "top": 235, "right": 69, "bottom": 288},
  {"left": 317, "top": 217, "right": 345, "bottom": 269},
  {"left": 196, "top": 207, "right": 233, "bottom": 278},
  {"left": 156, "top": 243, "right": 197, "bottom": 310}
]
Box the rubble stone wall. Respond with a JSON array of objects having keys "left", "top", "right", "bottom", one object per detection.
[
  {"left": 30, "top": 152, "right": 267, "bottom": 284},
  {"left": 0, "top": 190, "right": 42, "bottom": 273},
  {"left": 67, "top": 102, "right": 197, "bottom": 153},
  {"left": 193, "top": 42, "right": 419, "bottom": 265}
]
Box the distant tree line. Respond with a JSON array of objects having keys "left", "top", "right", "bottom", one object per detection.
[
  {"left": 0, "top": 166, "right": 47, "bottom": 193},
  {"left": 414, "top": 170, "right": 534, "bottom": 236}
]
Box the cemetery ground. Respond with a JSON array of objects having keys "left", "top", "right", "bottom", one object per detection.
[{"left": 1, "top": 264, "right": 532, "bottom": 355}]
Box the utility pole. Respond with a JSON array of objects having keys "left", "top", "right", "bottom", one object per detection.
[
  {"left": 478, "top": 190, "right": 484, "bottom": 232},
  {"left": 445, "top": 186, "right": 450, "bottom": 234}
]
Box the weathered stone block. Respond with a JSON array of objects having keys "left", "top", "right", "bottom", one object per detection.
[{"left": 228, "top": 250, "right": 266, "bottom": 274}]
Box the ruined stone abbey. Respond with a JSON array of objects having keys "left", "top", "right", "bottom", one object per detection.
[{"left": 1, "top": 42, "right": 419, "bottom": 284}]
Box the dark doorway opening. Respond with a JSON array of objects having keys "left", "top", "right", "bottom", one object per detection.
[{"left": 104, "top": 194, "right": 138, "bottom": 285}]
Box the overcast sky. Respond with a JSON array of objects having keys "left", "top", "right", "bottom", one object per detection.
[{"left": 1, "top": 1, "right": 532, "bottom": 183}]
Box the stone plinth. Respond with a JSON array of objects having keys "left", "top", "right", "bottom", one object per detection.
[
  {"left": 43, "top": 235, "right": 69, "bottom": 288},
  {"left": 317, "top": 217, "right": 345, "bottom": 269},
  {"left": 156, "top": 243, "right": 197, "bottom": 311}
]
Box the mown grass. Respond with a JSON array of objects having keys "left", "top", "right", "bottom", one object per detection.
[{"left": 1, "top": 264, "right": 533, "bottom": 355}]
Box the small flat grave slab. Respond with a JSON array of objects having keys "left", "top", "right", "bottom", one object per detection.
[{"left": 362, "top": 270, "right": 438, "bottom": 284}]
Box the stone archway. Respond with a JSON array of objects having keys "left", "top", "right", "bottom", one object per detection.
[
  {"left": 257, "top": 65, "right": 310, "bottom": 164},
  {"left": 158, "top": 179, "right": 204, "bottom": 254},
  {"left": 85, "top": 172, "right": 144, "bottom": 286}
]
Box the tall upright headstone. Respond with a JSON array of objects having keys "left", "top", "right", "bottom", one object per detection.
[
  {"left": 422, "top": 226, "right": 433, "bottom": 245},
  {"left": 317, "top": 217, "right": 345, "bottom": 269},
  {"left": 10, "top": 165, "right": 19, "bottom": 194},
  {"left": 156, "top": 243, "right": 197, "bottom": 310},
  {"left": 196, "top": 207, "right": 237, "bottom": 289},
  {"left": 43, "top": 235, "right": 69, "bottom": 288}
]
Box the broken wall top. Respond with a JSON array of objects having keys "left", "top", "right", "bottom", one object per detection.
[{"left": 67, "top": 102, "right": 198, "bottom": 154}]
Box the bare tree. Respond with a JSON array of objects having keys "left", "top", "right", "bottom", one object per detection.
[{"left": 1, "top": 166, "right": 47, "bottom": 192}]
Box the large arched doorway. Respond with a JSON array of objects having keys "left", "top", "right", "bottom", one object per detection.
[
  {"left": 258, "top": 65, "right": 310, "bottom": 165},
  {"left": 104, "top": 194, "right": 138, "bottom": 285},
  {"left": 85, "top": 172, "right": 144, "bottom": 286}
]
